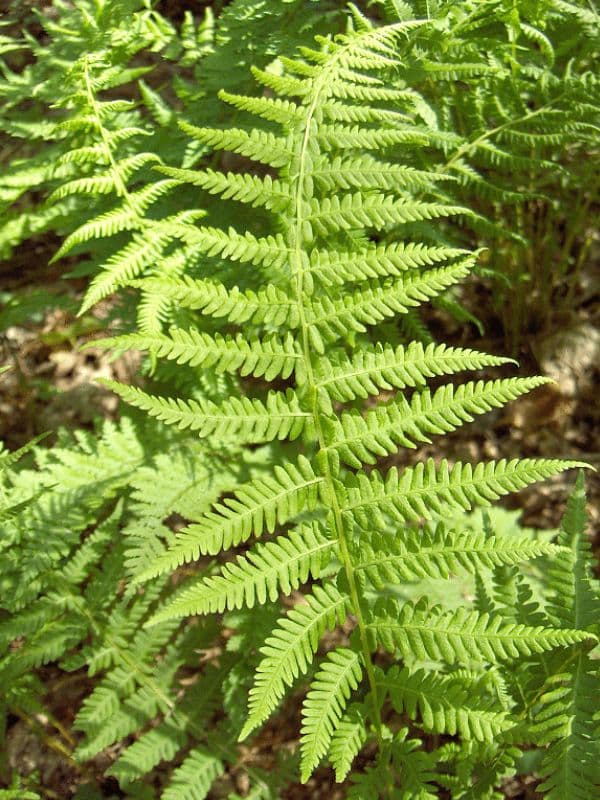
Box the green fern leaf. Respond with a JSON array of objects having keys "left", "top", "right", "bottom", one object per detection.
[
  {"left": 309, "top": 261, "right": 474, "bottom": 344},
  {"left": 313, "top": 154, "right": 449, "bottom": 193},
  {"left": 309, "top": 241, "right": 468, "bottom": 286},
  {"left": 162, "top": 747, "right": 224, "bottom": 800},
  {"left": 95, "top": 330, "right": 301, "bottom": 380},
  {"left": 307, "top": 193, "right": 466, "bottom": 236},
  {"left": 102, "top": 381, "right": 310, "bottom": 442},
  {"left": 179, "top": 120, "right": 291, "bottom": 168},
  {"left": 378, "top": 665, "right": 511, "bottom": 742},
  {"left": 314, "top": 342, "right": 514, "bottom": 403},
  {"left": 300, "top": 647, "right": 362, "bottom": 781},
  {"left": 533, "top": 473, "right": 600, "bottom": 799},
  {"left": 178, "top": 225, "right": 289, "bottom": 269},
  {"left": 345, "top": 459, "right": 588, "bottom": 529},
  {"left": 158, "top": 165, "right": 291, "bottom": 213},
  {"left": 138, "top": 456, "right": 324, "bottom": 576},
  {"left": 151, "top": 522, "right": 336, "bottom": 620},
  {"left": 241, "top": 583, "right": 349, "bottom": 740},
  {"left": 107, "top": 719, "right": 186, "bottom": 785},
  {"left": 368, "top": 599, "right": 595, "bottom": 664},
  {"left": 328, "top": 704, "right": 367, "bottom": 781},
  {"left": 217, "top": 90, "right": 305, "bottom": 125},
  {"left": 546, "top": 472, "right": 600, "bottom": 632},
  {"left": 136, "top": 275, "right": 299, "bottom": 327},
  {"left": 355, "top": 523, "right": 563, "bottom": 586},
  {"left": 327, "top": 377, "right": 551, "bottom": 467}
]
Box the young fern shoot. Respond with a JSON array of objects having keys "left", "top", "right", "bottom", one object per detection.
[{"left": 104, "top": 10, "right": 592, "bottom": 792}]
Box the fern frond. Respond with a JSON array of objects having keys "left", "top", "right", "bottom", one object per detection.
[
  {"left": 368, "top": 599, "right": 594, "bottom": 665},
  {"left": 328, "top": 704, "right": 367, "bottom": 781},
  {"left": 107, "top": 719, "right": 186, "bottom": 785},
  {"left": 355, "top": 524, "right": 562, "bottom": 586},
  {"left": 314, "top": 342, "right": 514, "bottom": 403},
  {"left": 300, "top": 648, "right": 362, "bottom": 781},
  {"left": 250, "top": 64, "right": 310, "bottom": 97},
  {"left": 533, "top": 473, "right": 600, "bottom": 799},
  {"left": 241, "top": 583, "right": 349, "bottom": 740},
  {"left": 345, "top": 459, "right": 587, "bottom": 529},
  {"left": 138, "top": 456, "right": 323, "bottom": 573},
  {"left": 162, "top": 747, "right": 224, "bottom": 800},
  {"left": 309, "top": 241, "right": 468, "bottom": 286},
  {"left": 546, "top": 472, "right": 600, "bottom": 632},
  {"left": 218, "top": 90, "right": 305, "bottom": 125},
  {"left": 136, "top": 276, "right": 298, "bottom": 327},
  {"left": 307, "top": 193, "right": 466, "bottom": 236},
  {"left": 176, "top": 225, "right": 289, "bottom": 269},
  {"left": 158, "top": 165, "right": 291, "bottom": 213},
  {"left": 316, "top": 124, "right": 428, "bottom": 151},
  {"left": 534, "top": 655, "right": 600, "bottom": 800},
  {"left": 379, "top": 665, "right": 511, "bottom": 742},
  {"left": 328, "top": 377, "right": 551, "bottom": 467},
  {"left": 102, "top": 381, "right": 310, "bottom": 442},
  {"left": 308, "top": 261, "right": 473, "bottom": 346},
  {"left": 151, "top": 522, "right": 336, "bottom": 620},
  {"left": 179, "top": 121, "right": 290, "bottom": 168},
  {"left": 79, "top": 230, "right": 174, "bottom": 312},
  {"left": 95, "top": 330, "right": 302, "bottom": 380}
]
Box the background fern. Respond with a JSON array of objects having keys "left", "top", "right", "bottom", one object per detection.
[{"left": 372, "top": 0, "right": 600, "bottom": 349}]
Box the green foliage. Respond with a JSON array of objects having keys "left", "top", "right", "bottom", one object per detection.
[
  {"left": 0, "top": 418, "right": 286, "bottom": 798},
  {"left": 374, "top": 0, "right": 600, "bottom": 348},
  {"left": 1, "top": 2, "right": 597, "bottom": 798},
  {"left": 98, "top": 6, "right": 593, "bottom": 795}
]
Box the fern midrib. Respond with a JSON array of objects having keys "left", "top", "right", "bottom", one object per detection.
[{"left": 287, "top": 27, "right": 390, "bottom": 753}]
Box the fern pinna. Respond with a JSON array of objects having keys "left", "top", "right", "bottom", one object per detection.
[{"left": 103, "top": 10, "right": 593, "bottom": 794}]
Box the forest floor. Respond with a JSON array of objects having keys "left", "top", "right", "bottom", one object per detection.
[{"left": 1, "top": 238, "right": 598, "bottom": 799}]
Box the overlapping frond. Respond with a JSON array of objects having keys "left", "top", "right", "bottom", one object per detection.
[
  {"left": 161, "top": 747, "right": 224, "bottom": 800},
  {"left": 327, "top": 704, "right": 367, "bottom": 782},
  {"left": 137, "top": 455, "right": 323, "bottom": 573},
  {"left": 378, "top": 665, "right": 511, "bottom": 742},
  {"left": 532, "top": 473, "right": 600, "bottom": 800}
]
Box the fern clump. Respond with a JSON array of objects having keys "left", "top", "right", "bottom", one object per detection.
[
  {"left": 0, "top": 419, "right": 294, "bottom": 798},
  {"left": 372, "top": 0, "right": 600, "bottom": 348},
  {"left": 100, "top": 8, "right": 594, "bottom": 794}
]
